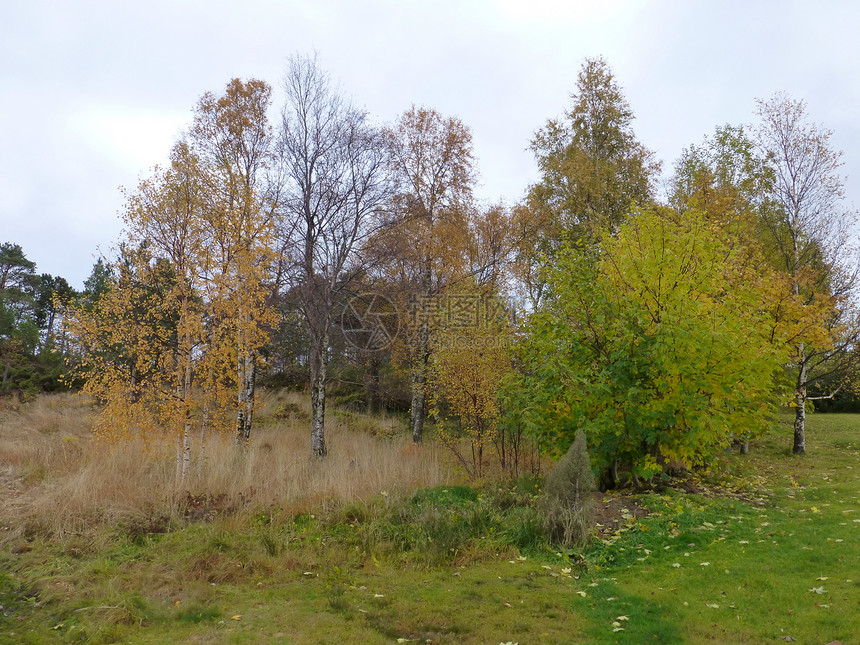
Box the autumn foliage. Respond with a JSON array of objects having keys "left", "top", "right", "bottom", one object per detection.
[{"left": 46, "top": 56, "right": 858, "bottom": 490}]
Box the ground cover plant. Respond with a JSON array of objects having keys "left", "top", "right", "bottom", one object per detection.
[{"left": 0, "top": 393, "right": 858, "bottom": 644}]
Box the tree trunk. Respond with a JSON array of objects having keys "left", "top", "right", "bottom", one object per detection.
[
  {"left": 180, "top": 325, "right": 193, "bottom": 480},
  {"left": 410, "top": 375, "right": 426, "bottom": 444},
  {"left": 310, "top": 329, "right": 328, "bottom": 457},
  {"left": 41, "top": 310, "right": 56, "bottom": 355},
  {"left": 790, "top": 237, "right": 808, "bottom": 456},
  {"left": 235, "top": 327, "right": 256, "bottom": 445},
  {"left": 176, "top": 368, "right": 191, "bottom": 481},
  {"left": 244, "top": 354, "right": 256, "bottom": 441},
  {"left": 365, "top": 356, "right": 380, "bottom": 415},
  {"left": 793, "top": 384, "right": 807, "bottom": 455},
  {"left": 410, "top": 316, "right": 430, "bottom": 444},
  {"left": 178, "top": 427, "right": 191, "bottom": 480},
  {"left": 198, "top": 406, "right": 208, "bottom": 477},
  {"left": 793, "top": 345, "right": 808, "bottom": 456}
]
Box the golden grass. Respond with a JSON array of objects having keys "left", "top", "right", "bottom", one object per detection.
[{"left": 0, "top": 391, "right": 453, "bottom": 540}]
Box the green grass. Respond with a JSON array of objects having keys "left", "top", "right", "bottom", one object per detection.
[{"left": 1, "top": 412, "right": 859, "bottom": 643}]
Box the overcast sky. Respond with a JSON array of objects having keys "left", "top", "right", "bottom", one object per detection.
[{"left": 2, "top": 0, "right": 859, "bottom": 289}]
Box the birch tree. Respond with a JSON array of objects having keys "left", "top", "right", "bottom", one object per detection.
[
  {"left": 121, "top": 143, "right": 216, "bottom": 477},
  {"left": 754, "top": 93, "right": 860, "bottom": 455},
  {"left": 277, "top": 54, "right": 390, "bottom": 457},
  {"left": 383, "top": 106, "right": 475, "bottom": 444},
  {"left": 68, "top": 79, "right": 278, "bottom": 478},
  {"left": 188, "top": 78, "right": 279, "bottom": 444},
  {"left": 521, "top": 57, "right": 658, "bottom": 309}
]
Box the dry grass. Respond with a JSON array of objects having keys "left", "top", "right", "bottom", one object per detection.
[{"left": 0, "top": 391, "right": 453, "bottom": 541}]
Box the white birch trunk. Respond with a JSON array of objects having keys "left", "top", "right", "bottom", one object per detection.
[
  {"left": 310, "top": 329, "right": 328, "bottom": 457},
  {"left": 793, "top": 355, "right": 808, "bottom": 455}
]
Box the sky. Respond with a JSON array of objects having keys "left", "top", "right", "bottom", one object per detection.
[{"left": 2, "top": 0, "right": 859, "bottom": 289}]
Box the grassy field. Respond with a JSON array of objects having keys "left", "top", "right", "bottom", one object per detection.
[{"left": 0, "top": 394, "right": 858, "bottom": 644}]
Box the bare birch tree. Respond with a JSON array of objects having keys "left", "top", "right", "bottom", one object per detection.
[{"left": 277, "top": 54, "right": 390, "bottom": 457}]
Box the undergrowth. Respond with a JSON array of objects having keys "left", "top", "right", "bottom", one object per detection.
[{"left": 1, "top": 398, "right": 858, "bottom": 643}]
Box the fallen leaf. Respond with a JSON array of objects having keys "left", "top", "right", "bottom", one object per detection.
[{"left": 231, "top": 615, "right": 242, "bottom": 620}]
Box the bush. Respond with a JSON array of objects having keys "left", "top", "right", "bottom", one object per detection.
[
  {"left": 511, "top": 210, "right": 785, "bottom": 482},
  {"left": 540, "top": 430, "right": 596, "bottom": 548}
]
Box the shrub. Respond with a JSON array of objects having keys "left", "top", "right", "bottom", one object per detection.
[{"left": 540, "top": 430, "right": 596, "bottom": 548}]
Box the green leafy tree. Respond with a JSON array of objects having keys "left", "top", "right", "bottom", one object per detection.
[
  {"left": 522, "top": 58, "right": 659, "bottom": 311},
  {"left": 0, "top": 243, "right": 39, "bottom": 389},
  {"left": 33, "top": 274, "right": 76, "bottom": 353},
  {"left": 510, "top": 208, "right": 786, "bottom": 485},
  {"left": 82, "top": 258, "right": 113, "bottom": 310},
  {"left": 0, "top": 243, "right": 37, "bottom": 295},
  {"left": 520, "top": 58, "right": 658, "bottom": 310}
]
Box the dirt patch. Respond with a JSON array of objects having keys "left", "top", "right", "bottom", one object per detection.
[{"left": 590, "top": 491, "right": 650, "bottom": 538}]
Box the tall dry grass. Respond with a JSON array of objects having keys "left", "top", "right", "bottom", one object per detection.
[{"left": 0, "top": 391, "right": 453, "bottom": 540}]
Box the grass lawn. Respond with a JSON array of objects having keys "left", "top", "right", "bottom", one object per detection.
[{"left": 1, "top": 409, "right": 858, "bottom": 644}]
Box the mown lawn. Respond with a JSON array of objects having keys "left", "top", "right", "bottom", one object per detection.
[{"left": 1, "top": 412, "right": 858, "bottom": 644}]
